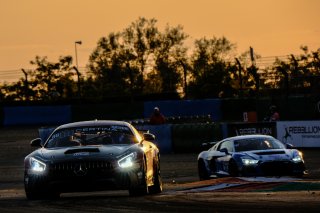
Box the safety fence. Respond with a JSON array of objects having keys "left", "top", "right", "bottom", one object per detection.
[
  {"left": 38, "top": 123, "right": 222, "bottom": 154},
  {"left": 37, "top": 120, "right": 320, "bottom": 155},
  {"left": 1, "top": 96, "right": 320, "bottom": 126}
]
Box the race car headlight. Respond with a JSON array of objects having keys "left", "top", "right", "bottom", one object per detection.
[
  {"left": 30, "top": 157, "right": 46, "bottom": 172},
  {"left": 292, "top": 151, "right": 303, "bottom": 163},
  {"left": 241, "top": 158, "right": 259, "bottom": 166},
  {"left": 292, "top": 156, "right": 302, "bottom": 162},
  {"left": 118, "top": 153, "right": 136, "bottom": 168}
]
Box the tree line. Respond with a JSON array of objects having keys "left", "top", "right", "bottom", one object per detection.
[{"left": 1, "top": 17, "right": 319, "bottom": 103}]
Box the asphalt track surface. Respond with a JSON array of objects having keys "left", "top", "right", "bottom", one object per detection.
[{"left": 0, "top": 127, "right": 320, "bottom": 212}]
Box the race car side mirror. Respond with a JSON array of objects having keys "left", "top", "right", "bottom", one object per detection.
[
  {"left": 286, "top": 143, "right": 294, "bottom": 149},
  {"left": 220, "top": 148, "right": 229, "bottom": 155},
  {"left": 30, "top": 138, "right": 42, "bottom": 147},
  {"left": 143, "top": 133, "right": 156, "bottom": 141}
]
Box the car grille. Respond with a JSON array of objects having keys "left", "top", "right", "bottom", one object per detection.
[
  {"left": 49, "top": 160, "right": 114, "bottom": 178},
  {"left": 260, "top": 161, "right": 293, "bottom": 176}
]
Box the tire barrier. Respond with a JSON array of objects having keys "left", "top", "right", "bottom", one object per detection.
[
  {"left": 135, "top": 124, "right": 172, "bottom": 154},
  {"left": 134, "top": 123, "right": 222, "bottom": 154},
  {"left": 144, "top": 99, "right": 222, "bottom": 122}
]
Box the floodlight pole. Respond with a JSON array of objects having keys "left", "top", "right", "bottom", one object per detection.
[
  {"left": 74, "top": 41, "right": 82, "bottom": 98},
  {"left": 75, "top": 41, "right": 82, "bottom": 70},
  {"left": 21, "top": 69, "right": 29, "bottom": 100}
]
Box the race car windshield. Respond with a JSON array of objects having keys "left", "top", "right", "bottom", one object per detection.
[
  {"left": 45, "top": 126, "right": 137, "bottom": 148},
  {"left": 234, "top": 138, "right": 285, "bottom": 152}
]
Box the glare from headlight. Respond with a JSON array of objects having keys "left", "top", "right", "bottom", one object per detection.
[
  {"left": 241, "top": 158, "right": 259, "bottom": 166},
  {"left": 292, "top": 151, "right": 303, "bottom": 163},
  {"left": 292, "top": 155, "right": 302, "bottom": 162},
  {"left": 118, "top": 153, "right": 135, "bottom": 168},
  {"left": 30, "top": 157, "right": 46, "bottom": 172}
]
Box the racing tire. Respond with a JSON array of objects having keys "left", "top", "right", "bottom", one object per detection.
[
  {"left": 198, "top": 160, "right": 210, "bottom": 180},
  {"left": 24, "top": 174, "right": 60, "bottom": 200},
  {"left": 129, "top": 158, "right": 149, "bottom": 196},
  {"left": 228, "top": 160, "right": 239, "bottom": 177},
  {"left": 149, "top": 158, "right": 162, "bottom": 194}
]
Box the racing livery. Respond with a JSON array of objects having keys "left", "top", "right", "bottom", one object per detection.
[
  {"left": 24, "top": 120, "right": 162, "bottom": 199},
  {"left": 198, "top": 135, "right": 306, "bottom": 179}
]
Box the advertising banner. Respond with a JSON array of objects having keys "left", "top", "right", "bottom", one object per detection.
[
  {"left": 226, "top": 122, "right": 277, "bottom": 137},
  {"left": 276, "top": 121, "right": 320, "bottom": 147}
]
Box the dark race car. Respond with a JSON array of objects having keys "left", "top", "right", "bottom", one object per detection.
[
  {"left": 198, "top": 135, "right": 306, "bottom": 180},
  {"left": 24, "top": 120, "right": 162, "bottom": 199}
]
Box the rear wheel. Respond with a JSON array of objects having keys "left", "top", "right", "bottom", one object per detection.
[
  {"left": 198, "top": 160, "right": 210, "bottom": 180},
  {"left": 149, "top": 158, "right": 162, "bottom": 194},
  {"left": 24, "top": 174, "right": 60, "bottom": 200}
]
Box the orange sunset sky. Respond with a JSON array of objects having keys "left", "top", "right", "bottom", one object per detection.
[{"left": 0, "top": 0, "right": 319, "bottom": 82}]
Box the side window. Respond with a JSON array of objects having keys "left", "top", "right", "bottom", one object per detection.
[
  {"left": 209, "top": 143, "right": 219, "bottom": 151},
  {"left": 219, "top": 140, "right": 234, "bottom": 153}
]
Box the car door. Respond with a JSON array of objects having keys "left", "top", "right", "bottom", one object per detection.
[
  {"left": 131, "top": 126, "right": 155, "bottom": 185},
  {"left": 215, "top": 140, "right": 234, "bottom": 173},
  {"left": 141, "top": 141, "right": 155, "bottom": 184}
]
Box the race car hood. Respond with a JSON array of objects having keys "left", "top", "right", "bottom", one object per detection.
[
  {"left": 37, "top": 144, "right": 139, "bottom": 162},
  {"left": 240, "top": 149, "right": 297, "bottom": 161}
]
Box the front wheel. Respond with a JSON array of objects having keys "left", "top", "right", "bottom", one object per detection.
[
  {"left": 24, "top": 174, "right": 60, "bottom": 200},
  {"left": 198, "top": 160, "right": 210, "bottom": 180},
  {"left": 149, "top": 159, "right": 162, "bottom": 194},
  {"left": 228, "top": 160, "right": 239, "bottom": 177},
  {"left": 129, "top": 158, "right": 149, "bottom": 196}
]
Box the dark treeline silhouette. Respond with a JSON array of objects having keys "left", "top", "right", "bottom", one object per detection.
[{"left": 0, "top": 17, "right": 319, "bottom": 103}]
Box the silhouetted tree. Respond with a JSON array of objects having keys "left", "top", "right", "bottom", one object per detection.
[
  {"left": 0, "top": 56, "right": 76, "bottom": 101},
  {"left": 88, "top": 17, "right": 189, "bottom": 98},
  {"left": 188, "top": 36, "right": 236, "bottom": 98},
  {"left": 153, "top": 24, "right": 188, "bottom": 94},
  {"left": 28, "top": 56, "right": 76, "bottom": 101},
  {"left": 0, "top": 82, "right": 24, "bottom": 101},
  {"left": 87, "top": 32, "right": 129, "bottom": 99},
  {"left": 273, "top": 46, "right": 320, "bottom": 95},
  {"left": 121, "top": 17, "right": 162, "bottom": 94},
  {"left": 2, "top": 16, "right": 320, "bottom": 103}
]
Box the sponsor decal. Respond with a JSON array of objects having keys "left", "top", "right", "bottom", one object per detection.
[
  {"left": 73, "top": 152, "right": 90, "bottom": 157},
  {"left": 75, "top": 126, "right": 130, "bottom": 133},
  {"left": 277, "top": 121, "right": 320, "bottom": 147},
  {"left": 227, "top": 122, "right": 276, "bottom": 137},
  {"left": 236, "top": 127, "right": 273, "bottom": 135}
]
